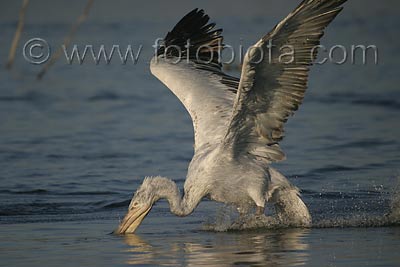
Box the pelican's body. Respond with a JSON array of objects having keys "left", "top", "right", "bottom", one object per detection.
[
  {"left": 149, "top": 60, "right": 281, "bottom": 213},
  {"left": 188, "top": 144, "right": 267, "bottom": 209},
  {"left": 116, "top": 0, "right": 347, "bottom": 234}
]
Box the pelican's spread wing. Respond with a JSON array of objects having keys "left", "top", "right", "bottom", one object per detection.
[
  {"left": 224, "top": 0, "right": 347, "bottom": 162},
  {"left": 150, "top": 9, "right": 239, "bottom": 151}
]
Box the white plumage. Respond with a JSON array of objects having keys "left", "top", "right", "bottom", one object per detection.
[{"left": 116, "top": 0, "right": 347, "bottom": 234}]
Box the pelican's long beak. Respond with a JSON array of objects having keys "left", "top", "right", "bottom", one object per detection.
[{"left": 115, "top": 205, "right": 152, "bottom": 234}]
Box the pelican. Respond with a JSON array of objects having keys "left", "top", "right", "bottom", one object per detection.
[{"left": 116, "top": 0, "right": 347, "bottom": 234}]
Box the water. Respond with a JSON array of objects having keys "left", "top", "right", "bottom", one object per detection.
[{"left": 1, "top": 0, "right": 399, "bottom": 266}]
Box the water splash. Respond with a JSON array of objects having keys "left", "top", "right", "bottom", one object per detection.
[
  {"left": 314, "top": 183, "right": 400, "bottom": 228},
  {"left": 204, "top": 211, "right": 400, "bottom": 232},
  {"left": 203, "top": 183, "right": 400, "bottom": 232},
  {"left": 387, "top": 181, "right": 400, "bottom": 224}
]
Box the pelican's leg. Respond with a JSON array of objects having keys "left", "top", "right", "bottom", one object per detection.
[
  {"left": 249, "top": 190, "right": 265, "bottom": 217},
  {"left": 256, "top": 206, "right": 265, "bottom": 216},
  {"left": 248, "top": 188, "right": 265, "bottom": 216},
  {"left": 268, "top": 168, "right": 312, "bottom": 226}
]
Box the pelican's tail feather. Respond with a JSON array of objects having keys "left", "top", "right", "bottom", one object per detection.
[{"left": 267, "top": 168, "right": 312, "bottom": 227}]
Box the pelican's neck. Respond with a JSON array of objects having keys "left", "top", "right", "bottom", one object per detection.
[{"left": 147, "top": 176, "right": 201, "bottom": 217}]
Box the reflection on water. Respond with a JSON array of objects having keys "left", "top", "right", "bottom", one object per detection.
[{"left": 123, "top": 229, "right": 310, "bottom": 266}]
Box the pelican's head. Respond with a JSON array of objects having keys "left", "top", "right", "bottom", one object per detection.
[
  {"left": 115, "top": 178, "right": 158, "bottom": 234},
  {"left": 115, "top": 176, "right": 178, "bottom": 234}
]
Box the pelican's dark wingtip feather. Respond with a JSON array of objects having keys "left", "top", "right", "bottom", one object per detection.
[{"left": 158, "top": 8, "right": 224, "bottom": 68}]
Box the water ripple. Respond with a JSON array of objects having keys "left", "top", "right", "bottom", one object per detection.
[{"left": 310, "top": 92, "right": 400, "bottom": 111}]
